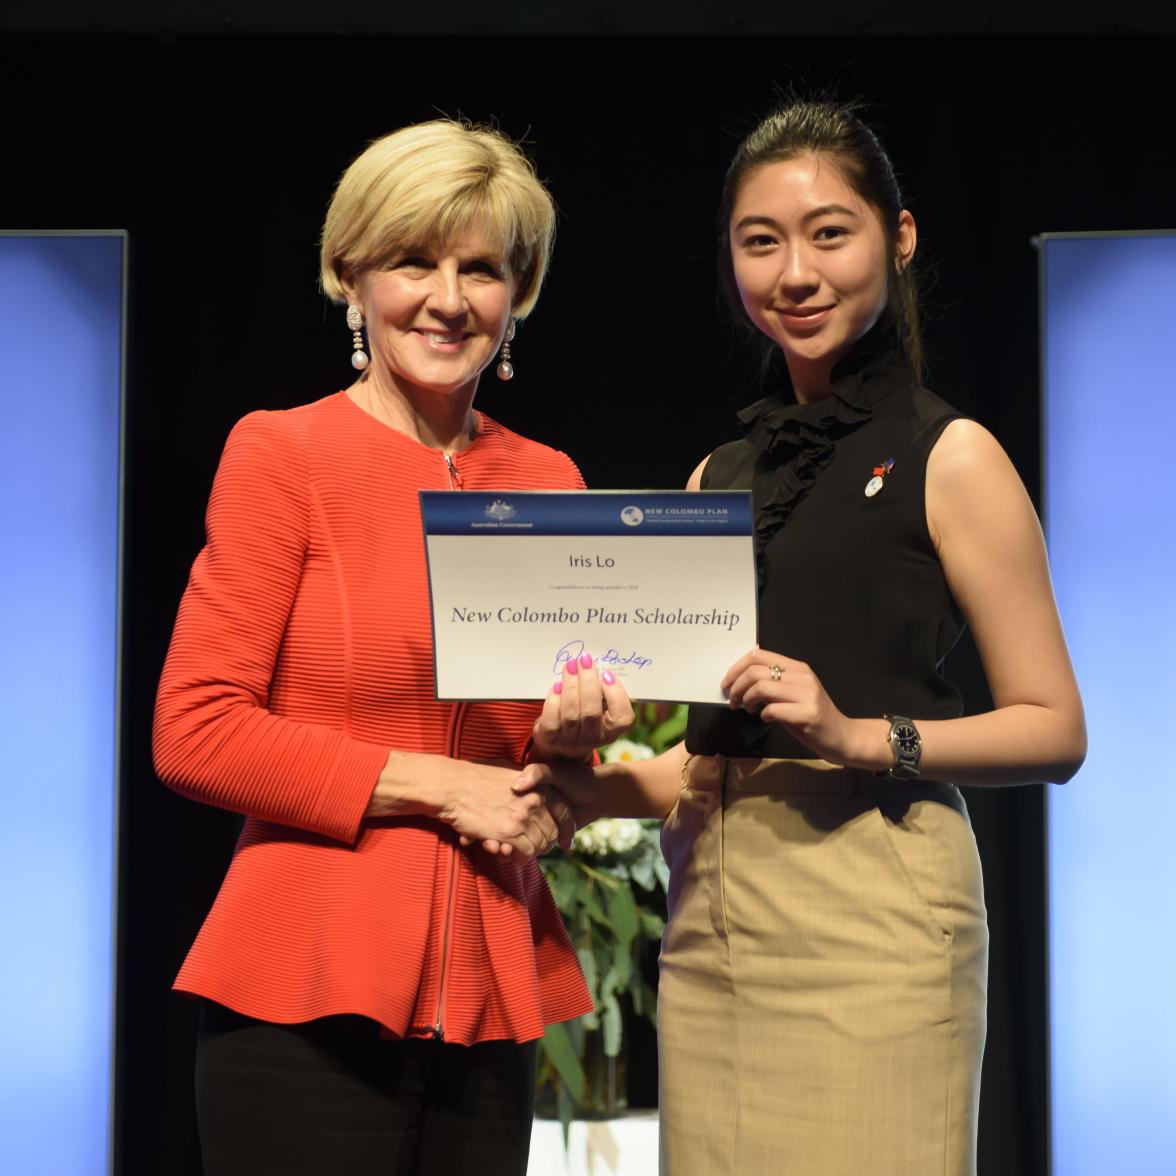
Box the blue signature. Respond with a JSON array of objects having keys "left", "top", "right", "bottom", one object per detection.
[{"left": 553, "top": 640, "right": 653, "bottom": 675}]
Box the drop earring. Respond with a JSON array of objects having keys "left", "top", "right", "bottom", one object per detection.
[
  {"left": 346, "top": 304, "right": 369, "bottom": 370},
  {"left": 497, "top": 320, "right": 515, "bottom": 381}
]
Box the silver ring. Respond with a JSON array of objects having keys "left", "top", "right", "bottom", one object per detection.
[{"left": 769, "top": 664, "right": 783, "bottom": 681}]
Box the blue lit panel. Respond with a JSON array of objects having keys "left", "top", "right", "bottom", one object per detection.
[
  {"left": 0, "top": 234, "right": 123, "bottom": 1175},
  {"left": 1043, "top": 233, "right": 1176, "bottom": 1176}
]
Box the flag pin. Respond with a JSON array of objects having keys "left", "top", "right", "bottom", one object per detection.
[{"left": 865, "top": 457, "right": 895, "bottom": 497}]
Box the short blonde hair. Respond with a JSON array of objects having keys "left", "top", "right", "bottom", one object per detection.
[{"left": 319, "top": 120, "right": 555, "bottom": 318}]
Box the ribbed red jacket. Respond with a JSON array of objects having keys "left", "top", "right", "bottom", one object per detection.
[{"left": 153, "top": 392, "right": 593, "bottom": 1043}]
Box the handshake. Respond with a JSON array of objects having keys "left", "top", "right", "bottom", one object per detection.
[{"left": 454, "top": 649, "right": 635, "bottom": 858}]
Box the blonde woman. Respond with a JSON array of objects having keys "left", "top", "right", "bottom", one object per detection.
[{"left": 154, "top": 121, "right": 630, "bottom": 1176}]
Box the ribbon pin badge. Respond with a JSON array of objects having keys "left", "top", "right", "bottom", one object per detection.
[{"left": 864, "top": 457, "right": 895, "bottom": 498}]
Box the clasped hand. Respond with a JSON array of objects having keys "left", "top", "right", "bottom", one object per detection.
[
  {"left": 444, "top": 769, "right": 578, "bottom": 860},
  {"left": 467, "top": 651, "right": 632, "bottom": 857}
]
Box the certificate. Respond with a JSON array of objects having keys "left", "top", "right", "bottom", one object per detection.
[{"left": 420, "top": 490, "right": 757, "bottom": 703}]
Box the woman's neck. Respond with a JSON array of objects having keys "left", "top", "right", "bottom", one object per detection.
[
  {"left": 786, "top": 356, "right": 836, "bottom": 405},
  {"left": 351, "top": 369, "right": 479, "bottom": 453}
]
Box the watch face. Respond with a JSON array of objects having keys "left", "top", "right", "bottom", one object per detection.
[{"left": 893, "top": 724, "right": 920, "bottom": 756}]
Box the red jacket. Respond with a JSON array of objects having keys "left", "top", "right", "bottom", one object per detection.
[{"left": 153, "top": 393, "right": 593, "bottom": 1043}]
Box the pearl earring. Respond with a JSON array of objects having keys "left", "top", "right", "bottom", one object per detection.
[
  {"left": 497, "top": 320, "right": 516, "bottom": 381},
  {"left": 346, "top": 304, "right": 369, "bottom": 370}
]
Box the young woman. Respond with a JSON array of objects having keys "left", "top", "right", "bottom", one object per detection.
[{"left": 520, "top": 101, "right": 1085, "bottom": 1175}]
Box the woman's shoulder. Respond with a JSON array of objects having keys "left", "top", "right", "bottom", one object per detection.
[
  {"left": 889, "top": 376, "right": 1009, "bottom": 466},
  {"left": 874, "top": 374, "right": 964, "bottom": 427},
  {"left": 213, "top": 394, "right": 357, "bottom": 493},
  {"left": 225, "top": 391, "right": 367, "bottom": 459},
  {"left": 912, "top": 381, "right": 966, "bottom": 422},
  {"left": 926, "top": 417, "right": 1010, "bottom": 484},
  {"left": 225, "top": 391, "right": 342, "bottom": 440},
  {"left": 866, "top": 379, "right": 974, "bottom": 467},
  {"left": 475, "top": 412, "right": 585, "bottom": 488},
  {"left": 696, "top": 436, "right": 757, "bottom": 491}
]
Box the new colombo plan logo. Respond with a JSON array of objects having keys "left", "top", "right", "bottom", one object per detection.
[
  {"left": 620, "top": 505, "right": 645, "bottom": 527},
  {"left": 484, "top": 499, "right": 517, "bottom": 521}
]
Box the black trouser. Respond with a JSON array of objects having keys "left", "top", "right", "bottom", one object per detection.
[{"left": 195, "top": 1002, "right": 537, "bottom": 1176}]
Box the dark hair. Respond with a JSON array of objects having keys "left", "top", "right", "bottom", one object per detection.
[{"left": 717, "top": 100, "right": 923, "bottom": 383}]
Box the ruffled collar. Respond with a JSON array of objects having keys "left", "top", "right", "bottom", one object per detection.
[
  {"left": 736, "top": 343, "right": 911, "bottom": 456},
  {"left": 737, "top": 342, "right": 913, "bottom": 578}
]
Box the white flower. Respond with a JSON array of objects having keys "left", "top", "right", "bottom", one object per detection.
[
  {"left": 572, "top": 817, "right": 644, "bottom": 857},
  {"left": 601, "top": 738, "right": 655, "bottom": 764}
]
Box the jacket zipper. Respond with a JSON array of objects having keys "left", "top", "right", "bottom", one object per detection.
[
  {"left": 444, "top": 452, "right": 462, "bottom": 489},
  {"left": 433, "top": 449, "right": 463, "bottom": 1040},
  {"left": 432, "top": 701, "right": 465, "bottom": 1040}
]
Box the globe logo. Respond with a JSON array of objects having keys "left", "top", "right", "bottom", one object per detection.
[{"left": 620, "top": 505, "right": 644, "bottom": 527}]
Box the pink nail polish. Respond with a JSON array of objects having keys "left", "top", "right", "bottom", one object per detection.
[
  {"left": 601, "top": 670, "right": 616, "bottom": 686},
  {"left": 552, "top": 681, "right": 563, "bottom": 695},
  {"left": 579, "top": 651, "right": 594, "bottom": 669},
  {"left": 566, "top": 658, "right": 579, "bottom": 676}
]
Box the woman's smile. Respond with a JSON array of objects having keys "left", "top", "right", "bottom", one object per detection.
[
  {"left": 413, "top": 327, "right": 474, "bottom": 351},
  {"left": 773, "top": 304, "right": 836, "bottom": 329}
]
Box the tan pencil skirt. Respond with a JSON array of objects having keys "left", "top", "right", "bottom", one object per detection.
[{"left": 658, "top": 756, "right": 988, "bottom": 1176}]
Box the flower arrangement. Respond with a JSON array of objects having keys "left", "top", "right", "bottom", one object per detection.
[{"left": 535, "top": 705, "right": 686, "bottom": 1129}]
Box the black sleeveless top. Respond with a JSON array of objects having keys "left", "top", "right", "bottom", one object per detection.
[{"left": 685, "top": 347, "right": 967, "bottom": 759}]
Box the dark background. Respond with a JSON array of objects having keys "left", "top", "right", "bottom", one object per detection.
[{"left": 2, "top": 10, "right": 1172, "bottom": 1174}]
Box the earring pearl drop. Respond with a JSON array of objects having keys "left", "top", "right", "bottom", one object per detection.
[
  {"left": 497, "top": 319, "right": 516, "bottom": 381},
  {"left": 346, "top": 304, "right": 369, "bottom": 370}
]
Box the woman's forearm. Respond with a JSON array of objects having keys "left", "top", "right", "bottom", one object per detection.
[
  {"left": 841, "top": 704, "right": 1087, "bottom": 787},
  {"left": 515, "top": 741, "right": 686, "bottom": 825},
  {"left": 366, "top": 749, "right": 499, "bottom": 818},
  {"left": 372, "top": 750, "right": 573, "bottom": 858},
  {"left": 594, "top": 741, "right": 688, "bottom": 818},
  {"left": 366, "top": 749, "right": 447, "bottom": 818}
]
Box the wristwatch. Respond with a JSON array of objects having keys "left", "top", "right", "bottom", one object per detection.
[{"left": 881, "top": 714, "right": 922, "bottom": 780}]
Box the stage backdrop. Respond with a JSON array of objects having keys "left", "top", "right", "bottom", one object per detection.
[
  {"left": 1042, "top": 231, "right": 1176, "bottom": 1176},
  {"left": 0, "top": 232, "right": 125, "bottom": 1175}
]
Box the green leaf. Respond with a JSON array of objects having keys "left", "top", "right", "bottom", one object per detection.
[
  {"left": 642, "top": 980, "right": 659, "bottom": 1027},
  {"left": 639, "top": 909, "right": 665, "bottom": 939},
  {"left": 576, "top": 945, "right": 599, "bottom": 1003},
  {"left": 557, "top": 1082, "right": 576, "bottom": 1146},
  {"left": 545, "top": 858, "right": 578, "bottom": 915},
  {"left": 601, "top": 992, "right": 623, "bottom": 1056},
  {"left": 603, "top": 880, "right": 639, "bottom": 948},
  {"left": 601, "top": 950, "right": 632, "bottom": 1003},
  {"left": 650, "top": 705, "right": 689, "bottom": 752},
  {"left": 538, "top": 1021, "right": 586, "bottom": 1104},
  {"left": 582, "top": 886, "right": 611, "bottom": 929},
  {"left": 576, "top": 943, "right": 602, "bottom": 1031},
  {"left": 628, "top": 856, "right": 655, "bottom": 891}
]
